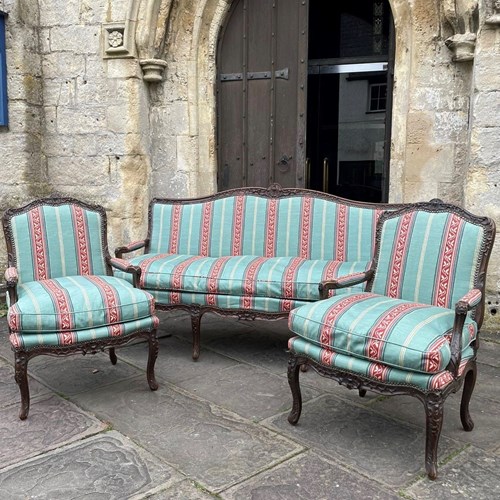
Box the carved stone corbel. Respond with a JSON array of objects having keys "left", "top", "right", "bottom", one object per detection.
[
  {"left": 443, "top": 0, "right": 479, "bottom": 62},
  {"left": 486, "top": 0, "right": 500, "bottom": 25},
  {"left": 136, "top": 0, "right": 173, "bottom": 82}
]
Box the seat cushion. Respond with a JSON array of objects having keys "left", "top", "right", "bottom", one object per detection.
[
  {"left": 10, "top": 315, "right": 159, "bottom": 350},
  {"left": 288, "top": 336, "right": 475, "bottom": 391},
  {"left": 116, "top": 253, "right": 369, "bottom": 301},
  {"left": 8, "top": 275, "right": 155, "bottom": 333},
  {"left": 288, "top": 292, "right": 477, "bottom": 374}
]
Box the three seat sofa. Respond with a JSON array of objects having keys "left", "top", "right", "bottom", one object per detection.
[{"left": 115, "top": 184, "right": 404, "bottom": 359}]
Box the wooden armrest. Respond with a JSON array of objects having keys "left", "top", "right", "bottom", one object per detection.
[
  {"left": 115, "top": 239, "right": 147, "bottom": 258},
  {"left": 108, "top": 257, "right": 142, "bottom": 288},
  {"left": 319, "top": 270, "right": 373, "bottom": 299},
  {"left": 3, "top": 266, "right": 19, "bottom": 304}
]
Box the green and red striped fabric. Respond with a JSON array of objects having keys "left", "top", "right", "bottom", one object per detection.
[
  {"left": 9, "top": 204, "right": 107, "bottom": 284},
  {"left": 288, "top": 336, "right": 474, "bottom": 391},
  {"left": 288, "top": 292, "right": 477, "bottom": 374},
  {"left": 150, "top": 195, "right": 383, "bottom": 261}
]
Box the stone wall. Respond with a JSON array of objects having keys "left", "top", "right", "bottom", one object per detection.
[{"left": 0, "top": 0, "right": 499, "bottom": 328}]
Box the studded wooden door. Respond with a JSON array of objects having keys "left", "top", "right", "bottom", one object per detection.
[{"left": 217, "top": 0, "right": 308, "bottom": 190}]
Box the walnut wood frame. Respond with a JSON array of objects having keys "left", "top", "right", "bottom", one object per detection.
[
  {"left": 115, "top": 184, "right": 407, "bottom": 360},
  {"left": 3, "top": 196, "right": 159, "bottom": 420},
  {"left": 287, "top": 200, "right": 496, "bottom": 480}
]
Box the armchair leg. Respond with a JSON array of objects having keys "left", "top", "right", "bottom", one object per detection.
[
  {"left": 423, "top": 393, "right": 444, "bottom": 480},
  {"left": 109, "top": 348, "right": 117, "bottom": 365},
  {"left": 147, "top": 330, "right": 159, "bottom": 391},
  {"left": 460, "top": 363, "right": 477, "bottom": 432},
  {"left": 287, "top": 355, "right": 303, "bottom": 425},
  {"left": 191, "top": 311, "right": 202, "bottom": 361},
  {"left": 359, "top": 389, "right": 367, "bottom": 398},
  {"left": 14, "top": 352, "right": 30, "bottom": 420}
]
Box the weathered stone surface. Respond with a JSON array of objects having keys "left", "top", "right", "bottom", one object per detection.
[
  {"left": 265, "top": 394, "right": 462, "bottom": 488},
  {"left": 0, "top": 360, "right": 50, "bottom": 409},
  {"left": 404, "top": 446, "right": 500, "bottom": 499},
  {"left": 0, "top": 431, "right": 181, "bottom": 499},
  {"left": 27, "top": 351, "right": 144, "bottom": 396},
  {"left": 117, "top": 334, "right": 240, "bottom": 385},
  {"left": 222, "top": 451, "right": 398, "bottom": 500},
  {"left": 176, "top": 363, "right": 319, "bottom": 421},
  {"left": 148, "top": 479, "right": 216, "bottom": 499},
  {"left": 71, "top": 377, "right": 303, "bottom": 492},
  {"left": 0, "top": 395, "right": 105, "bottom": 469}
]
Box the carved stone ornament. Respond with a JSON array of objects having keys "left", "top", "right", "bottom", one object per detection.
[
  {"left": 486, "top": 0, "right": 500, "bottom": 24},
  {"left": 445, "top": 32, "right": 477, "bottom": 61},
  {"left": 443, "top": 0, "right": 479, "bottom": 62},
  {"left": 102, "top": 23, "right": 136, "bottom": 58},
  {"left": 139, "top": 58, "right": 168, "bottom": 82}
]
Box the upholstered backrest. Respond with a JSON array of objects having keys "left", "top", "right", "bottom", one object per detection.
[
  {"left": 370, "top": 206, "right": 490, "bottom": 309},
  {"left": 149, "top": 194, "right": 384, "bottom": 260},
  {"left": 4, "top": 201, "right": 108, "bottom": 284}
]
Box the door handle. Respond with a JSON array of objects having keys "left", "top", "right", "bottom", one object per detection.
[
  {"left": 279, "top": 154, "right": 292, "bottom": 166},
  {"left": 323, "top": 157, "right": 329, "bottom": 192}
]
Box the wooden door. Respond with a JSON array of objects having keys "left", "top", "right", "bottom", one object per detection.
[{"left": 217, "top": 0, "right": 308, "bottom": 190}]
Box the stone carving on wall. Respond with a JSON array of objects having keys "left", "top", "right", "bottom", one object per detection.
[
  {"left": 102, "top": 0, "right": 173, "bottom": 82},
  {"left": 136, "top": 0, "right": 173, "bottom": 82},
  {"left": 486, "top": 0, "right": 500, "bottom": 24},
  {"left": 443, "top": 0, "right": 479, "bottom": 61}
]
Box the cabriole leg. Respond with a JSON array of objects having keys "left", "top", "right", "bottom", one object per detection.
[
  {"left": 109, "top": 347, "right": 117, "bottom": 365},
  {"left": 14, "top": 351, "right": 30, "bottom": 420},
  {"left": 287, "top": 354, "right": 303, "bottom": 425},
  {"left": 423, "top": 393, "right": 444, "bottom": 480},
  {"left": 460, "top": 364, "right": 477, "bottom": 432},
  {"left": 191, "top": 312, "right": 202, "bottom": 361},
  {"left": 147, "top": 330, "right": 159, "bottom": 391}
]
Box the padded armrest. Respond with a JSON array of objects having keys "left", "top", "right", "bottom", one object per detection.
[
  {"left": 108, "top": 257, "right": 142, "bottom": 288},
  {"left": 319, "top": 270, "right": 373, "bottom": 300},
  {"left": 455, "top": 289, "right": 482, "bottom": 314},
  {"left": 115, "top": 239, "right": 147, "bottom": 259}
]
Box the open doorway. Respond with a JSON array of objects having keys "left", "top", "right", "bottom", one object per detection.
[{"left": 306, "top": 0, "right": 394, "bottom": 202}]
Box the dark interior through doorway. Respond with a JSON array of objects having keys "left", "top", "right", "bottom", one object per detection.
[{"left": 306, "top": 0, "right": 394, "bottom": 202}]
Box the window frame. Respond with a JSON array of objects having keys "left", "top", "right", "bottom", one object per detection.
[{"left": 0, "top": 11, "right": 8, "bottom": 127}]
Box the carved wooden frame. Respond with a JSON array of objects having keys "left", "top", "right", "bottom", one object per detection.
[
  {"left": 2, "top": 196, "right": 159, "bottom": 420},
  {"left": 116, "top": 184, "right": 408, "bottom": 360},
  {"left": 287, "top": 200, "right": 496, "bottom": 479}
]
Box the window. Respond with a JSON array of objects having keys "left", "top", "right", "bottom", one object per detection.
[
  {"left": 368, "top": 82, "right": 387, "bottom": 112},
  {"left": 0, "top": 11, "right": 7, "bottom": 126}
]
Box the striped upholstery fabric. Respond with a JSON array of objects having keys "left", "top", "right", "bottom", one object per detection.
[
  {"left": 115, "top": 253, "right": 369, "bottom": 301},
  {"left": 148, "top": 290, "right": 309, "bottom": 313},
  {"left": 288, "top": 336, "right": 474, "bottom": 391},
  {"left": 8, "top": 276, "right": 156, "bottom": 334},
  {"left": 371, "top": 210, "right": 485, "bottom": 309},
  {"left": 288, "top": 292, "right": 477, "bottom": 374},
  {"left": 9, "top": 204, "right": 107, "bottom": 284},
  {"left": 150, "top": 195, "right": 383, "bottom": 260},
  {"left": 10, "top": 315, "right": 159, "bottom": 350}
]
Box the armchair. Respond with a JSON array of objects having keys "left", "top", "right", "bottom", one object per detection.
[
  {"left": 2, "top": 197, "right": 160, "bottom": 419},
  {"left": 287, "top": 201, "right": 496, "bottom": 479}
]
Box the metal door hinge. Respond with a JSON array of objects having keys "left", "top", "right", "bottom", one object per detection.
[{"left": 220, "top": 68, "right": 289, "bottom": 82}]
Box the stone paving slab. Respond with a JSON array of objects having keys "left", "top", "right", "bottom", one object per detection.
[
  {"left": 370, "top": 392, "right": 500, "bottom": 452},
  {"left": 146, "top": 479, "right": 216, "bottom": 499},
  {"left": 221, "top": 450, "right": 399, "bottom": 499},
  {"left": 202, "top": 321, "right": 291, "bottom": 375},
  {"left": 264, "top": 394, "right": 463, "bottom": 488},
  {"left": 404, "top": 446, "right": 500, "bottom": 499},
  {"left": 0, "top": 394, "right": 106, "bottom": 469},
  {"left": 469, "top": 362, "right": 500, "bottom": 403},
  {"left": 27, "top": 351, "right": 145, "bottom": 396},
  {"left": 71, "top": 376, "right": 303, "bottom": 493},
  {"left": 176, "top": 362, "right": 320, "bottom": 421},
  {"left": 117, "top": 334, "right": 240, "bottom": 385},
  {"left": 0, "top": 359, "right": 51, "bottom": 409},
  {"left": 477, "top": 339, "right": 500, "bottom": 368},
  {"left": 0, "top": 431, "right": 182, "bottom": 500}
]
